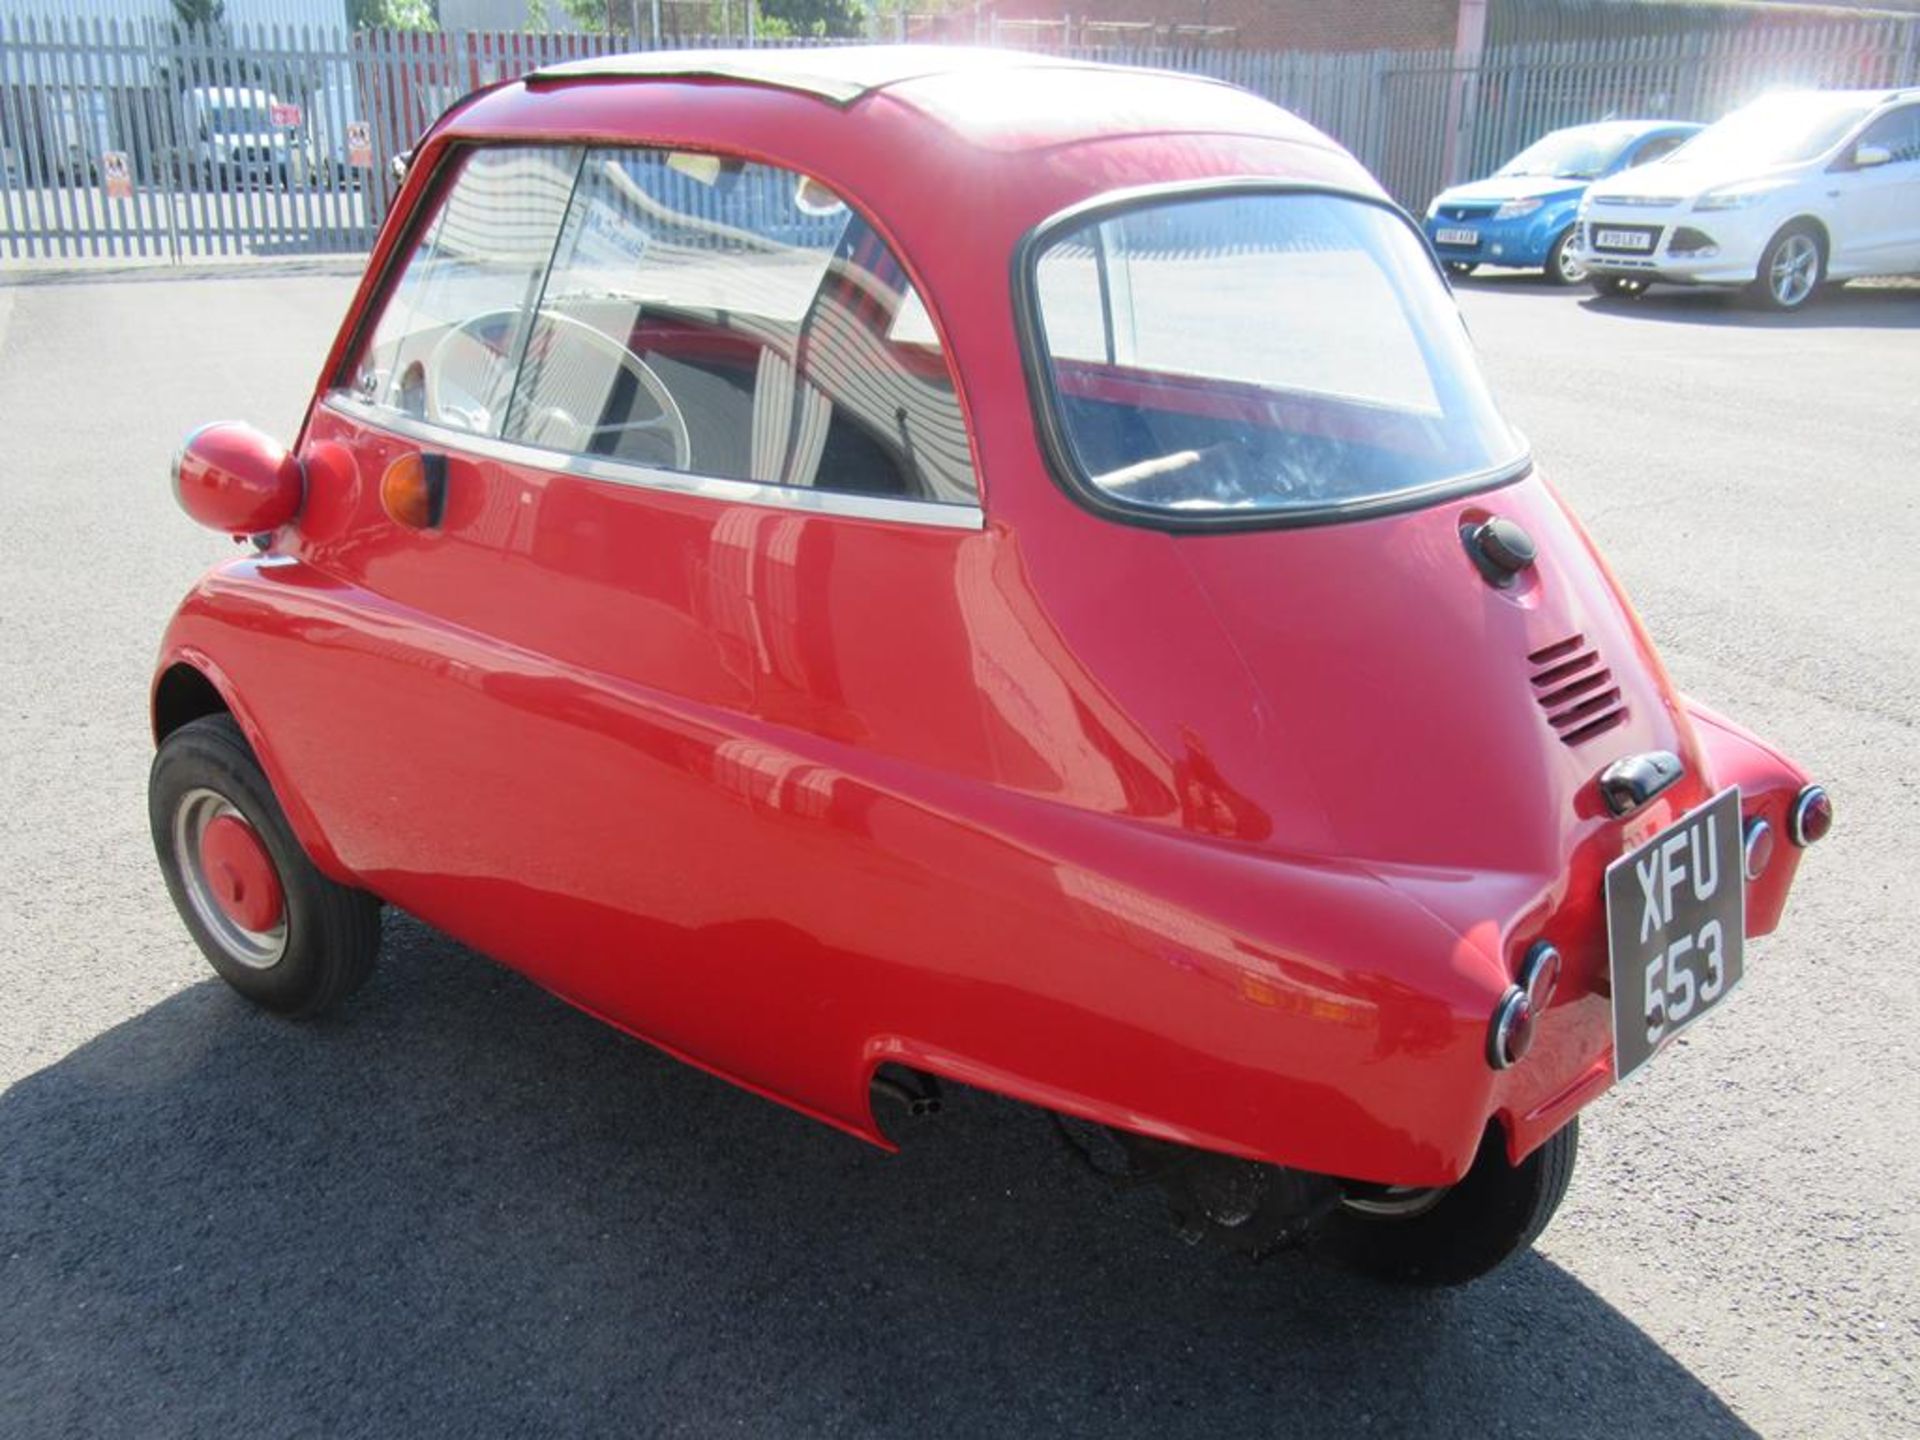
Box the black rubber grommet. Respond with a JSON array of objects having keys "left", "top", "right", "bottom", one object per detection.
[{"left": 1475, "top": 517, "right": 1536, "bottom": 575}]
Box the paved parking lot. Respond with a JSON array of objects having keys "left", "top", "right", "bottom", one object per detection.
[{"left": 1, "top": 263, "right": 1916, "bottom": 1438}]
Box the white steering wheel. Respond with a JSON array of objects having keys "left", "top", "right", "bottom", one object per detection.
[{"left": 425, "top": 309, "right": 692, "bottom": 472}]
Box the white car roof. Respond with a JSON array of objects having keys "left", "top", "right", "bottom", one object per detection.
[{"left": 1748, "top": 87, "right": 1917, "bottom": 105}]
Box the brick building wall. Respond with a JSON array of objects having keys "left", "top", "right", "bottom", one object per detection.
[{"left": 971, "top": 0, "right": 1467, "bottom": 50}]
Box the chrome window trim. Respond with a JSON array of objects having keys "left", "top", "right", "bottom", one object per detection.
[{"left": 321, "top": 393, "right": 986, "bottom": 532}]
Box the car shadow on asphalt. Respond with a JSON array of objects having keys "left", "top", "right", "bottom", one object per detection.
[
  {"left": 1587, "top": 286, "right": 1920, "bottom": 328},
  {"left": 1450, "top": 269, "right": 1576, "bottom": 292},
  {"left": 0, "top": 913, "right": 1758, "bottom": 1438}
]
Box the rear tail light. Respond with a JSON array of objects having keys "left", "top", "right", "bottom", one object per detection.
[
  {"left": 1489, "top": 942, "right": 1561, "bottom": 1070},
  {"left": 1789, "top": 786, "right": 1833, "bottom": 847},
  {"left": 1743, "top": 817, "right": 1775, "bottom": 880}
]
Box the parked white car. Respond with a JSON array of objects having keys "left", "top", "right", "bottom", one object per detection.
[
  {"left": 178, "top": 86, "right": 306, "bottom": 189},
  {"left": 1576, "top": 87, "right": 1920, "bottom": 310}
]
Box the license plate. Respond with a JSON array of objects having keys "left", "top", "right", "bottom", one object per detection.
[
  {"left": 1595, "top": 228, "right": 1654, "bottom": 252},
  {"left": 1435, "top": 227, "right": 1479, "bottom": 246},
  {"left": 1605, "top": 787, "right": 1745, "bottom": 1080}
]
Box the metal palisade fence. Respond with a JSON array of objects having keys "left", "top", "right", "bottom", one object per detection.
[
  {"left": 1327, "top": 21, "right": 1920, "bottom": 207},
  {"left": 2, "top": 14, "right": 1917, "bottom": 263},
  {"left": 1133, "top": 20, "right": 1919, "bottom": 208},
  {"left": 0, "top": 16, "right": 631, "bottom": 260}
]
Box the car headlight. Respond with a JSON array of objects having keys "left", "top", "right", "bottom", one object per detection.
[
  {"left": 1693, "top": 181, "right": 1790, "bottom": 212},
  {"left": 1493, "top": 197, "right": 1544, "bottom": 220}
]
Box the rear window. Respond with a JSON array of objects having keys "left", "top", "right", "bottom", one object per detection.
[{"left": 1028, "top": 190, "right": 1526, "bottom": 524}]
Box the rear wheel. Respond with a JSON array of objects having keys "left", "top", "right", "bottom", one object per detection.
[
  {"left": 1316, "top": 1119, "right": 1579, "bottom": 1286},
  {"left": 151, "top": 714, "right": 380, "bottom": 1017},
  {"left": 1444, "top": 261, "right": 1478, "bottom": 278},
  {"left": 1546, "top": 228, "right": 1587, "bottom": 286},
  {"left": 1751, "top": 223, "right": 1825, "bottom": 311}
]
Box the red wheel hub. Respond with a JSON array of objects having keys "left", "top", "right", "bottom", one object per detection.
[{"left": 197, "top": 813, "right": 285, "bottom": 932}]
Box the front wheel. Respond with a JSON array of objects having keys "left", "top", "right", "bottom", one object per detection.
[
  {"left": 1315, "top": 1119, "right": 1579, "bottom": 1286},
  {"left": 1444, "top": 260, "right": 1477, "bottom": 278},
  {"left": 151, "top": 713, "right": 381, "bottom": 1017},
  {"left": 1751, "top": 223, "right": 1825, "bottom": 311},
  {"left": 1546, "top": 228, "right": 1588, "bottom": 286}
]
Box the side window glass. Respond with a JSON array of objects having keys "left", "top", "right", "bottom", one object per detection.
[
  {"left": 347, "top": 146, "right": 581, "bottom": 436},
  {"left": 504, "top": 146, "right": 978, "bottom": 505},
  {"left": 1860, "top": 107, "right": 1920, "bottom": 164},
  {"left": 791, "top": 219, "right": 979, "bottom": 504}
]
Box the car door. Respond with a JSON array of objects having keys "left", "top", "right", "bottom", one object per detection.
[
  {"left": 284, "top": 139, "right": 1000, "bottom": 1117},
  {"left": 1830, "top": 104, "right": 1920, "bottom": 275}
]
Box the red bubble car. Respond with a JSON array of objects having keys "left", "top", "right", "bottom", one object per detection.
[{"left": 153, "top": 47, "right": 1831, "bottom": 1283}]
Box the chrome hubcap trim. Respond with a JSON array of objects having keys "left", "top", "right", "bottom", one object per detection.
[
  {"left": 174, "top": 788, "right": 288, "bottom": 969},
  {"left": 1341, "top": 1185, "right": 1448, "bottom": 1219}
]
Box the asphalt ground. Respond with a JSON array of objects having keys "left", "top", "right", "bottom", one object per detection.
[{"left": 1, "top": 261, "right": 1916, "bottom": 1438}]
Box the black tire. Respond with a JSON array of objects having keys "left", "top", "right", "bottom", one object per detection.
[
  {"left": 150, "top": 713, "right": 380, "bottom": 1017},
  {"left": 1749, "top": 222, "right": 1826, "bottom": 312},
  {"left": 1589, "top": 274, "right": 1649, "bottom": 300},
  {"left": 1444, "top": 261, "right": 1477, "bottom": 278},
  {"left": 1545, "top": 227, "right": 1587, "bottom": 287},
  {"left": 1315, "top": 1119, "right": 1579, "bottom": 1286}
]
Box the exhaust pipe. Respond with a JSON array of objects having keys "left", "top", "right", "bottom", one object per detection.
[{"left": 871, "top": 1066, "right": 942, "bottom": 1118}]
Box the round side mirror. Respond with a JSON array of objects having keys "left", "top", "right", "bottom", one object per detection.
[
  {"left": 1854, "top": 142, "right": 1894, "bottom": 170},
  {"left": 172, "top": 421, "right": 304, "bottom": 535}
]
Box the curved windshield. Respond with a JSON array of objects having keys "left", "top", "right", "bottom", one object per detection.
[
  {"left": 1498, "top": 125, "right": 1642, "bottom": 180},
  {"left": 1029, "top": 191, "right": 1525, "bottom": 522},
  {"left": 1672, "top": 93, "right": 1874, "bottom": 169}
]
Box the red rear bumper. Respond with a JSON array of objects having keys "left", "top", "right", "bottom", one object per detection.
[{"left": 1498, "top": 695, "right": 1816, "bottom": 1165}]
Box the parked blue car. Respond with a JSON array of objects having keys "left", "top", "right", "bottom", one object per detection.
[{"left": 1424, "top": 120, "right": 1702, "bottom": 284}]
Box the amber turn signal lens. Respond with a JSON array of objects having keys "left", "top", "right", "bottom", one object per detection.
[{"left": 380, "top": 451, "right": 446, "bottom": 530}]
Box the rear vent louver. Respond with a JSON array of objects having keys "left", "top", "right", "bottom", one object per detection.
[{"left": 1527, "top": 634, "right": 1628, "bottom": 746}]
